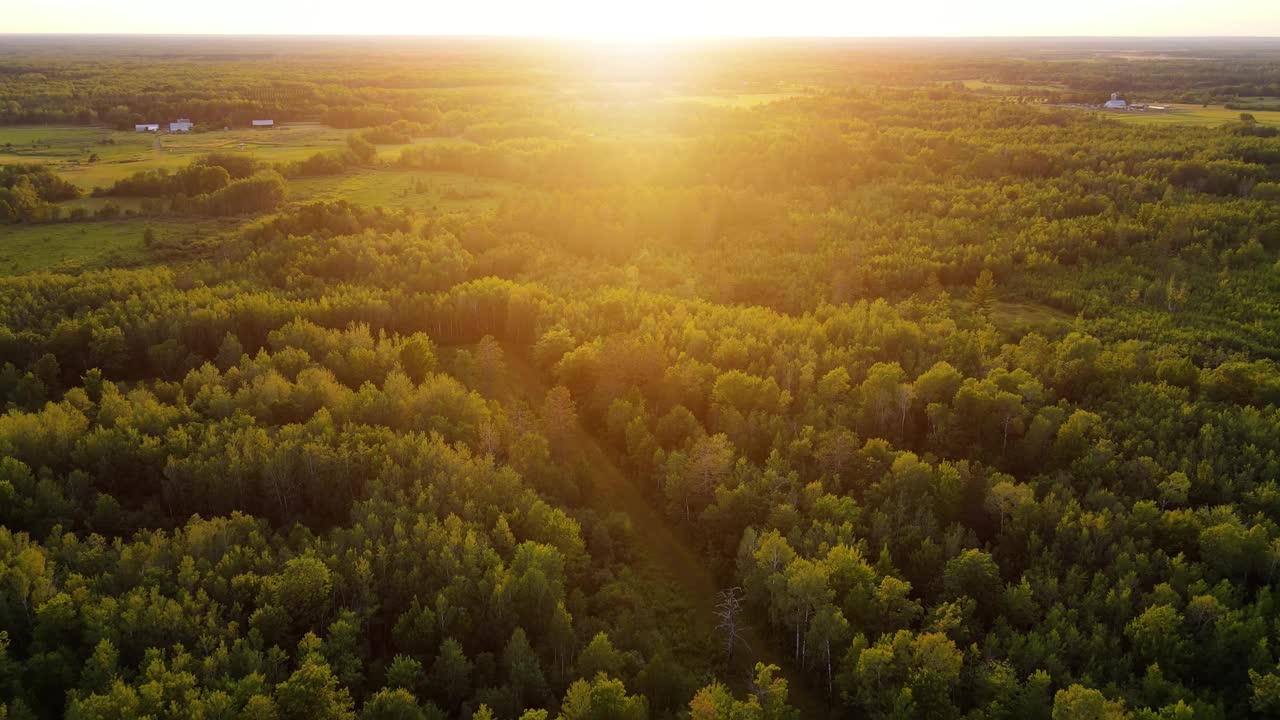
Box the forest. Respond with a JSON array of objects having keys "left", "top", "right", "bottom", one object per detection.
[{"left": 3, "top": 36, "right": 1280, "bottom": 720}]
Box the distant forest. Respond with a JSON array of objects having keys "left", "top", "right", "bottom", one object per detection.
[{"left": 3, "top": 37, "right": 1280, "bottom": 127}]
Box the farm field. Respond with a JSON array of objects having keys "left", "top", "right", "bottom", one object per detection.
[
  {"left": 1232, "top": 96, "right": 1280, "bottom": 105},
  {"left": 0, "top": 123, "right": 380, "bottom": 190},
  {"left": 1104, "top": 102, "right": 1280, "bottom": 126},
  {"left": 289, "top": 168, "right": 512, "bottom": 213},
  {"left": 961, "top": 79, "right": 1067, "bottom": 92}
]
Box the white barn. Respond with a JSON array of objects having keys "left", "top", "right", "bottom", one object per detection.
[
  {"left": 135, "top": 124, "right": 159, "bottom": 132},
  {"left": 251, "top": 119, "right": 274, "bottom": 128},
  {"left": 1103, "top": 92, "right": 1128, "bottom": 110},
  {"left": 169, "top": 118, "right": 194, "bottom": 132}
]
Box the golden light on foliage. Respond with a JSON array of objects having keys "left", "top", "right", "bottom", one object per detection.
[{"left": 5, "top": 28, "right": 1280, "bottom": 720}]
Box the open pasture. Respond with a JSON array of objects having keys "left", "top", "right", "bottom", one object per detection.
[
  {"left": 288, "top": 168, "right": 512, "bottom": 213},
  {"left": 0, "top": 123, "right": 382, "bottom": 190},
  {"left": 0, "top": 217, "right": 229, "bottom": 275},
  {"left": 962, "top": 79, "right": 1066, "bottom": 92},
  {"left": 1105, "top": 103, "right": 1280, "bottom": 127},
  {"left": 660, "top": 92, "right": 806, "bottom": 107}
]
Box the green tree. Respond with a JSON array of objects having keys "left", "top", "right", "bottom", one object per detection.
[
  {"left": 361, "top": 688, "right": 426, "bottom": 720},
  {"left": 1051, "top": 685, "right": 1127, "bottom": 720},
  {"left": 576, "top": 633, "right": 623, "bottom": 681},
  {"left": 277, "top": 556, "right": 334, "bottom": 629},
  {"left": 985, "top": 480, "right": 1033, "bottom": 533},
  {"left": 398, "top": 336, "right": 437, "bottom": 384},
  {"left": 428, "top": 639, "right": 472, "bottom": 708},
  {"left": 275, "top": 653, "right": 355, "bottom": 720},
  {"left": 216, "top": 332, "right": 245, "bottom": 370},
  {"left": 386, "top": 656, "right": 425, "bottom": 694},
  {"left": 689, "top": 664, "right": 797, "bottom": 720},
  {"left": 1157, "top": 472, "right": 1190, "bottom": 510},
  {"left": 240, "top": 695, "right": 280, "bottom": 720},
  {"left": 1126, "top": 605, "right": 1187, "bottom": 673},
  {"left": 1250, "top": 663, "right": 1280, "bottom": 717},
  {"left": 943, "top": 549, "right": 1001, "bottom": 611},
  {"left": 558, "top": 674, "right": 647, "bottom": 720},
  {"left": 504, "top": 628, "right": 547, "bottom": 714}
]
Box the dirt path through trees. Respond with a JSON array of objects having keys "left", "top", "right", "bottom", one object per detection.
[{"left": 499, "top": 348, "right": 826, "bottom": 716}]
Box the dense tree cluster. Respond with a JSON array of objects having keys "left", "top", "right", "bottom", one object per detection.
[
  {"left": 0, "top": 164, "right": 81, "bottom": 222},
  {"left": 88, "top": 155, "right": 287, "bottom": 218}
]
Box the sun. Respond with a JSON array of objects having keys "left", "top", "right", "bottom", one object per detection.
[{"left": 543, "top": 0, "right": 723, "bottom": 41}]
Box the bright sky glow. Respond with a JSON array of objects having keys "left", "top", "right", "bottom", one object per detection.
[{"left": 7, "top": 0, "right": 1280, "bottom": 37}]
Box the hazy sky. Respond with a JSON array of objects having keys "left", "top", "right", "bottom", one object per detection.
[{"left": 9, "top": 0, "right": 1280, "bottom": 38}]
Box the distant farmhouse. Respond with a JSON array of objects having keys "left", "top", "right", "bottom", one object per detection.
[
  {"left": 1058, "top": 91, "right": 1163, "bottom": 116},
  {"left": 135, "top": 123, "right": 159, "bottom": 132},
  {"left": 170, "top": 118, "right": 194, "bottom": 132},
  {"left": 252, "top": 119, "right": 274, "bottom": 128}
]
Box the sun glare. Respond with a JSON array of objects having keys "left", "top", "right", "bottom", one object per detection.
[
  {"left": 556, "top": 2, "right": 719, "bottom": 42},
  {"left": 9, "top": 0, "right": 1280, "bottom": 36}
]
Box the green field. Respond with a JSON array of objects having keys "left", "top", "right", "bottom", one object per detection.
[
  {"left": 962, "top": 79, "right": 1066, "bottom": 92},
  {"left": 1104, "top": 103, "right": 1280, "bottom": 127},
  {"left": 952, "top": 298, "right": 1075, "bottom": 331},
  {"left": 0, "top": 123, "right": 403, "bottom": 190},
  {"left": 1, "top": 127, "right": 486, "bottom": 276},
  {"left": 0, "top": 217, "right": 230, "bottom": 275},
  {"left": 371, "top": 135, "right": 464, "bottom": 162},
  {"left": 289, "top": 168, "right": 513, "bottom": 213},
  {"left": 57, "top": 196, "right": 147, "bottom": 214},
  {"left": 661, "top": 92, "right": 805, "bottom": 107}
]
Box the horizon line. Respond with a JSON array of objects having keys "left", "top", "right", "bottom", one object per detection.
[{"left": 4, "top": 32, "right": 1280, "bottom": 40}]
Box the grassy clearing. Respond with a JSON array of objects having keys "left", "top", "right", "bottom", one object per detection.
[
  {"left": 0, "top": 124, "right": 376, "bottom": 191},
  {"left": 63, "top": 153, "right": 192, "bottom": 191},
  {"left": 962, "top": 79, "right": 1065, "bottom": 92},
  {"left": 289, "top": 168, "right": 513, "bottom": 213},
  {"left": 1231, "top": 96, "right": 1280, "bottom": 108},
  {"left": 58, "top": 196, "right": 148, "bottom": 214},
  {"left": 0, "top": 217, "right": 230, "bottom": 275},
  {"left": 661, "top": 92, "right": 804, "bottom": 108},
  {"left": 0, "top": 126, "right": 151, "bottom": 168},
  {"left": 990, "top": 300, "right": 1075, "bottom": 331},
  {"left": 1, "top": 125, "right": 462, "bottom": 221},
  {"left": 372, "top": 136, "right": 463, "bottom": 162},
  {"left": 154, "top": 124, "right": 350, "bottom": 161},
  {"left": 0, "top": 220, "right": 149, "bottom": 275},
  {"left": 950, "top": 298, "right": 1075, "bottom": 333},
  {"left": 0, "top": 126, "right": 115, "bottom": 156},
  {"left": 1105, "top": 103, "right": 1280, "bottom": 127},
  {"left": 60, "top": 125, "right": 353, "bottom": 189}
]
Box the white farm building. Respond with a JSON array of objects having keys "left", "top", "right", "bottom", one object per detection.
[
  {"left": 1103, "top": 92, "right": 1128, "bottom": 109},
  {"left": 169, "top": 118, "right": 194, "bottom": 132},
  {"left": 251, "top": 119, "right": 274, "bottom": 128}
]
